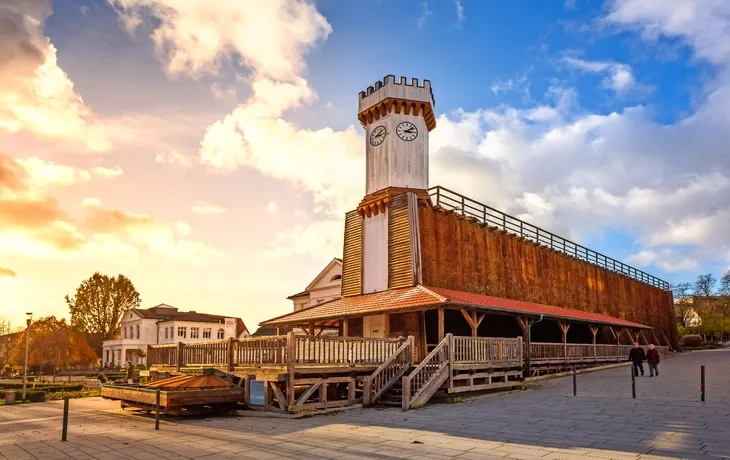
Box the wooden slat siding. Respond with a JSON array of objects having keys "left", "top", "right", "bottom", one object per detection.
[
  {"left": 389, "top": 192, "right": 414, "bottom": 289},
  {"left": 293, "top": 336, "right": 403, "bottom": 365},
  {"left": 408, "top": 192, "right": 423, "bottom": 285},
  {"left": 341, "top": 210, "right": 363, "bottom": 297}
]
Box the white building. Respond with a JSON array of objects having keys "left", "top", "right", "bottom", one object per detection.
[
  {"left": 287, "top": 258, "right": 342, "bottom": 311},
  {"left": 102, "top": 304, "right": 250, "bottom": 367}
]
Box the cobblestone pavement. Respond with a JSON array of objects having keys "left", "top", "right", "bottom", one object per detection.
[{"left": 1, "top": 349, "right": 729, "bottom": 460}]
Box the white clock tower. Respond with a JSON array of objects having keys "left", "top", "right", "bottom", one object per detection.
[{"left": 354, "top": 75, "right": 436, "bottom": 294}]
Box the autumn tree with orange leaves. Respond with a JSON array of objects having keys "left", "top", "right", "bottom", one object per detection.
[{"left": 13, "top": 316, "right": 98, "bottom": 373}]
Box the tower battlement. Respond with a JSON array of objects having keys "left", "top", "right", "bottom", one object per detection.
[{"left": 358, "top": 75, "right": 435, "bottom": 114}]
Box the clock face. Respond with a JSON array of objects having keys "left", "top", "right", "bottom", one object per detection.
[
  {"left": 396, "top": 121, "right": 418, "bottom": 141},
  {"left": 369, "top": 125, "right": 386, "bottom": 146}
]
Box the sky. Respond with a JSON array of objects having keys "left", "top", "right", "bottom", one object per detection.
[{"left": 1, "top": 0, "right": 729, "bottom": 332}]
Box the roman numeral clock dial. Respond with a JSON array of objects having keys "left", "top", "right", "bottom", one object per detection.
[
  {"left": 396, "top": 121, "right": 418, "bottom": 141},
  {"left": 369, "top": 125, "right": 386, "bottom": 146}
]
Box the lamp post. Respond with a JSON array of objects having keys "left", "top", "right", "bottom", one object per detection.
[{"left": 22, "top": 312, "right": 32, "bottom": 401}]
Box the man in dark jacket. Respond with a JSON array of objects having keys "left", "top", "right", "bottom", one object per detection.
[
  {"left": 645, "top": 344, "right": 660, "bottom": 377},
  {"left": 628, "top": 343, "right": 646, "bottom": 377}
]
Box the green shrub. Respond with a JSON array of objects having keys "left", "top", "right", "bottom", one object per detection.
[
  {"left": 15, "top": 390, "right": 47, "bottom": 402},
  {"left": 45, "top": 390, "right": 100, "bottom": 400},
  {"left": 681, "top": 334, "right": 704, "bottom": 347},
  {"left": 0, "top": 383, "right": 84, "bottom": 392}
]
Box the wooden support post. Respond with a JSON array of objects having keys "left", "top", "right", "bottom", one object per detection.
[
  {"left": 590, "top": 325, "right": 599, "bottom": 361},
  {"left": 308, "top": 323, "right": 315, "bottom": 336},
  {"left": 146, "top": 345, "right": 152, "bottom": 368},
  {"left": 342, "top": 318, "right": 349, "bottom": 337},
  {"left": 276, "top": 327, "right": 281, "bottom": 335},
  {"left": 320, "top": 382, "right": 328, "bottom": 403},
  {"left": 438, "top": 307, "right": 445, "bottom": 343},
  {"left": 286, "top": 331, "right": 296, "bottom": 412},
  {"left": 639, "top": 330, "right": 649, "bottom": 346},
  {"left": 348, "top": 378, "right": 356, "bottom": 404},
  {"left": 264, "top": 381, "right": 272, "bottom": 411},
  {"left": 227, "top": 337, "right": 234, "bottom": 372},
  {"left": 176, "top": 342, "right": 183, "bottom": 372},
  {"left": 243, "top": 377, "right": 251, "bottom": 406},
  {"left": 460, "top": 309, "right": 477, "bottom": 337},
  {"left": 447, "top": 333, "right": 454, "bottom": 391},
  {"left": 558, "top": 321, "right": 570, "bottom": 367},
  {"left": 660, "top": 330, "right": 674, "bottom": 351},
  {"left": 384, "top": 313, "right": 390, "bottom": 338},
  {"left": 608, "top": 326, "right": 618, "bottom": 360},
  {"left": 516, "top": 316, "right": 533, "bottom": 377}
]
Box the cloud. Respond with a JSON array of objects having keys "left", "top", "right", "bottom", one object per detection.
[
  {"left": 109, "top": 0, "right": 332, "bottom": 81},
  {"left": 454, "top": 0, "right": 465, "bottom": 24},
  {"left": 0, "top": 153, "right": 216, "bottom": 263},
  {"left": 155, "top": 150, "right": 195, "bottom": 168},
  {"left": 192, "top": 202, "right": 227, "bottom": 215},
  {"left": 92, "top": 165, "right": 124, "bottom": 178},
  {"left": 417, "top": 1, "right": 433, "bottom": 29},
  {"left": 490, "top": 74, "right": 529, "bottom": 95},
  {"left": 563, "top": 57, "right": 637, "bottom": 93},
  {"left": 267, "top": 201, "right": 278, "bottom": 214},
  {"left": 80, "top": 5, "right": 90, "bottom": 16},
  {"left": 0, "top": 267, "right": 17, "bottom": 279},
  {"left": 0, "top": 0, "right": 111, "bottom": 150},
  {"left": 82, "top": 198, "right": 219, "bottom": 263},
  {"left": 626, "top": 249, "right": 699, "bottom": 272},
  {"left": 266, "top": 220, "right": 343, "bottom": 262}
]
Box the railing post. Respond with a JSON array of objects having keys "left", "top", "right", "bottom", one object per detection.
[
  {"left": 402, "top": 376, "right": 411, "bottom": 410},
  {"left": 227, "top": 337, "right": 234, "bottom": 372},
  {"left": 408, "top": 335, "right": 415, "bottom": 366},
  {"left": 447, "top": 334, "right": 454, "bottom": 391},
  {"left": 176, "top": 342, "right": 183, "bottom": 372},
  {"left": 286, "top": 332, "right": 296, "bottom": 412},
  {"left": 363, "top": 376, "right": 372, "bottom": 407}
]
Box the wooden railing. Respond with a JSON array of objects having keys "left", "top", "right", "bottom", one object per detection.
[
  {"left": 146, "top": 344, "right": 177, "bottom": 366},
  {"left": 147, "top": 334, "right": 406, "bottom": 369},
  {"left": 429, "top": 186, "right": 670, "bottom": 290},
  {"left": 402, "top": 334, "right": 451, "bottom": 410},
  {"left": 182, "top": 340, "right": 229, "bottom": 366},
  {"left": 453, "top": 336, "right": 522, "bottom": 364},
  {"left": 363, "top": 336, "right": 414, "bottom": 406},
  {"left": 235, "top": 336, "right": 288, "bottom": 365},
  {"left": 529, "top": 342, "right": 669, "bottom": 364},
  {"left": 293, "top": 336, "right": 404, "bottom": 365}
]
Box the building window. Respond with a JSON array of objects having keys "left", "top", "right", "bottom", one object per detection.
[
  {"left": 124, "top": 327, "right": 128, "bottom": 339},
  {"left": 330, "top": 274, "right": 342, "bottom": 281},
  {"left": 164, "top": 327, "right": 168, "bottom": 339},
  {"left": 191, "top": 327, "right": 199, "bottom": 339},
  {"left": 203, "top": 328, "right": 211, "bottom": 339},
  {"left": 178, "top": 327, "right": 187, "bottom": 338},
  {"left": 217, "top": 328, "right": 225, "bottom": 339},
  {"left": 136, "top": 325, "right": 140, "bottom": 339}
]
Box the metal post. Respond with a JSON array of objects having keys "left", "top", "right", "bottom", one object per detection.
[
  {"left": 155, "top": 389, "right": 161, "bottom": 430},
  {"left": 631, "top": 365, "right": 636, "bottom": 399},
  {"left": 701, "top": 365, "right": 705, "bottom": 402},
  {"left": 61, "top": 396, "right": 69, "bottom": 441},
  {"left": 22, "top": 313, "right": 32, "bottom": 401},
  {"left": 572, "top": 367, "right": 577, "bottom": 396}
]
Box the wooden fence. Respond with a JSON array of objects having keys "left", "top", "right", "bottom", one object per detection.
[
  {"left": 452, "top": 336, "right": 522, "bottom": 364},
  {"left": 529, "top": 342, "right": 669, "bottom": 365}
]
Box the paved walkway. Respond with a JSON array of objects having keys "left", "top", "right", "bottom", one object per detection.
[{"left": 1, "top": 349, "right": 729, "bottom": 460}]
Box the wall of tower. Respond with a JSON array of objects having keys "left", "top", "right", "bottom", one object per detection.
[
  {"left": 365, "top": 113, "right": 429, "bottom": 194},
  {"left": 418, "top": 205, "right": 679, "bottom": 348}
]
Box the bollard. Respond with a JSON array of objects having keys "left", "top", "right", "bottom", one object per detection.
[
  {"left": 61, "top": 396, "right": 69, "bottom": 441},
  {"left": 701, "top": 365, "right": 705, "bottom": 402},
  {"left": 630, "top": 365, "right": 636, "bottom": 399},
  {"left": 155, "top": 389, "right": 161, "bottom": 430},
  {"left": 572, "top": 367, "right": 577, "bottom": 396}
]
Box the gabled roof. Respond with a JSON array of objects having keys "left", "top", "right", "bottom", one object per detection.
[
  {"left": 261, "top": 285, "right": 650, "bottom": 330},
  {"left": 129, "top": 305, "right": 248, "bottom": 335},
  {"left": 286, "top": 257, "right": 343, "bottom": 299}
]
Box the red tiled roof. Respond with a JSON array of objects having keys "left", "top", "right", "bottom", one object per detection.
[
  {"left": 260, "top": 285, "right": 650, "bottom": 329},
  {"left": 426, "top": 287, "right": 649, "bottom": 329}
]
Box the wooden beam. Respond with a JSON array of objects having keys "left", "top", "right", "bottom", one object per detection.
[
  {"left": 475, "top": 313, "right": 486, "bottom": 328},
  {"left": 308, "top": 323, "right": 315, "bottom": 335},
  {"left": 639, "top": 330, "right": 649, "bottom": 346},
  {"left": 384, "top": 314, "right": 390, "bottom": 338},
  {"left": 650, "top": 330, "right": 661, "bottom": 346},
  {"left": 269, "top": 382, "right": 288, "bottom": 411},
  {"left": 294, "top": 382, "right": 321, "bottom": 409},
  {"left": 459, "top": 309, "right": 477, "bottom": 337},
  {"left": 438, "top": 307, "right": 445, "bottom": 342},
  {"left": 342, "top": 318, "right": 349, "bottom": 337},
  {"left": 590, "top": 325, "right": 600, "bottom": 344}
]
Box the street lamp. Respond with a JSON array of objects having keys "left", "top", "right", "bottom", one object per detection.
[{"left": 22, "top": 312, "right": 32, "bottom": 401}]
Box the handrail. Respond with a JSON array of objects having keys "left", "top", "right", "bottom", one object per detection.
[
  {"left": 428, "top": 185, "right": 670, "bottom": 291},
  {"left": 402, "top": 333, "right": 451, "bottom": 410},
  {"left": 364, "top": 336, "right": 414, "bottom": 406}
]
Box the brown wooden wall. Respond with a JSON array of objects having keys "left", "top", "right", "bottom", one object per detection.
[{"left": 418, "top": 205, "right": 679, "bottom": 348}]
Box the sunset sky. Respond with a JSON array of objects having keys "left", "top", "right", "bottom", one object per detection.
[{"left": 1, "top": 0, "right": 729, "bottom": 332}]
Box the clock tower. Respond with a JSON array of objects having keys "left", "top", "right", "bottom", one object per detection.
[{"left": 351, "top": 75, "right": 436, "bottom": 295}]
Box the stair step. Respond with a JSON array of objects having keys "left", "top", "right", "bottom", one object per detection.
[{"left": 379, "top": 400, "right": 402, "bottom": 407}]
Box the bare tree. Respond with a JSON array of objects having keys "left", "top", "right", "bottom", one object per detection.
[
  {"left": 672, "top": 282, "right": 694, "bottom": 326},
  {"left": 719, "top": 270, "right": 730, "bottom": 296},
  {"left": 694, "top": 273, "right": 718, "bottom": 297}
]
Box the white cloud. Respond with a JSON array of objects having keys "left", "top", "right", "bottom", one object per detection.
[
  {"left": 454, "top": 0, "right": 465, "bottom": 24},
  {"left": 155, "top": 150, "right": 195, "bottom": 168},
  {"left": 266, "top": 220, "right": 343, "bottom": 262},
  {"left": 0, "top": 1, "right": 111, "bottom": 151},
  {"left": 267, "top": 201, "right": 278, "bottom": 214},
  {"left": 109, "top": 0, "right": 332, "bottom": 81},
  {"left": 92, "top": 165, "right": 124, "bottom": 178},
  {"left": 490, "top": 75, "right": 529, "bottom": 95},
  {"left": 192, "top": 202, "right": 227, "bottom": 215},
  {"left": 15, "top": 157, "right": 122, "bottom": 186},
  {"left": 626, "top": 249, "right": 699, "bottom": 272},
  {"left": 563, "top": 57, "right": 637, "bottom": 93},
  {"left": 417, "top": 1, "right": 433, "bottom": 29}
]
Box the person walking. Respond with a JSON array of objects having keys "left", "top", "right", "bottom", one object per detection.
[
  {"left": 628, "top": 343, "right": 646, "bottom": 377},
  {"left": 645, "top": 344, "right": 660, "bottom": 377}
]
